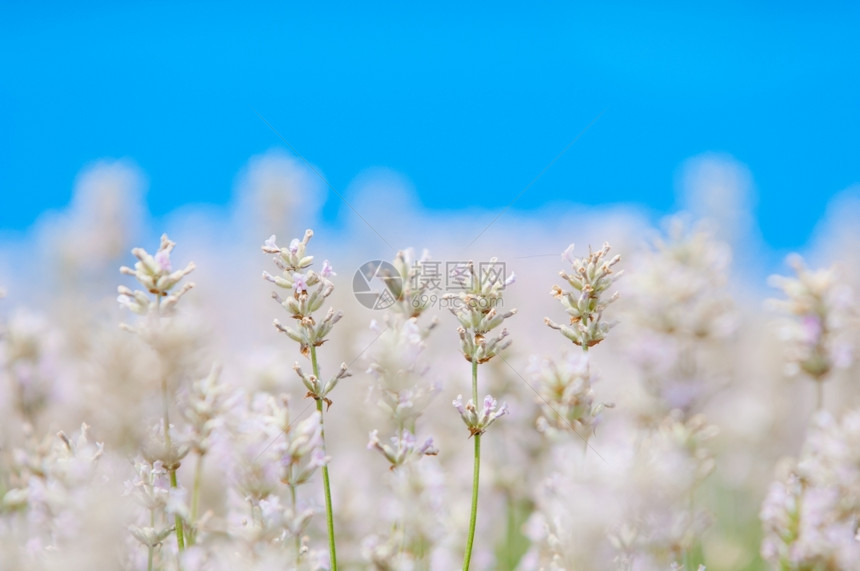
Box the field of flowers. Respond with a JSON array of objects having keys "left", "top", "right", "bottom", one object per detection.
[{"left": 1, "top": 157, "right": 859, "bottom": 570}]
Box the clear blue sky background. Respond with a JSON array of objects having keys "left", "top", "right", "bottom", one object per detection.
[{"left": 2, "top": 1, "right": 858, "bottom": 249}]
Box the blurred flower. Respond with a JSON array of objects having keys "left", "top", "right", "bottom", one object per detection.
[
  {"left": 0, "top": 309, "right": 64, "bottom": 425},
  {"left": 364, "top": 315, "right": 440, "bottom": 468},
  {"left": 613, "top": 412, "right": 718, "bottom": 569},
  {"left": 320, "top": 260, "right": 335, "bottom": 279},
  {"left": 180, "top": 364, "right": 239, "bottom": 456},
  {"left": 529, "top": 352, "right": 612, "bottom": 440},
  {"left": 768, "top": 254, "right": 855, "bottom": 383},
  {"left": 388, "top": 248, "right": 436, "bottom": 318},
  {"left": 141, "top": 422, "right": 189, "bottom": 472},
  {"left": 545, "top": 242, "right": 621, "bottom": 349},
  {"left": 359, "top": 250, "right": 443, "bottom": 565},
  {"left": 367, "top": 429, "right": 438, "bottom": 468},
  {"left": 761, "top": 410, "right": 860, "bottom": 569},
  {"left": 620, "top": 219, "right": 736, "bottom": 418}
]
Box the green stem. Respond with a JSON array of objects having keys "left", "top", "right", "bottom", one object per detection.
[
  {"left": 170, "top": 470, "right": 186, "bottom": 551},
  {"left": 471, "top": 359, "right": 478, "bottom": 403},
  {"left": 289, "top": 483, "right": 301, "bottom": 563},
  {"left": 463, "top": 433, "right": 482, "bottom": 571},
  {"left": 154, "top": 292, "right": 184, "bottom": 556},
  {"left": 463, "top": 358, "right": 481, "bottom": 571},
  {"left": 310, "top": 344, "right": 337, "bottom": 571},
  {"left": 161, "top": 375, "right": 185, "bottom": 553}
]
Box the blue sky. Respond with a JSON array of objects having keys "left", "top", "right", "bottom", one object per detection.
[{"left": 2, "top": 1, "right": 859, "bottom": 250}]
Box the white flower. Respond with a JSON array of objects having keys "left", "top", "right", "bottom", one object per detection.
[
  {"left": 760, "top": 410, "right": 860, "bottom": 568},
  {"left": 546, "top": 242, "right": 621, "bottom": 348},
  {"left": 768, "top": 254, "right": 856, "bottom": 381},
  {"left": 293, "top": 272, "right": 308, "bottom": 293},
  {"left": 443, "top": 258, "right": 516, "bottom": 363},
  {"left": 262, "top": 229, "right": 345, "bottom": 371},
  {"left": 530, "top": 353, "right": 612, "bottom": 438},
  {"left": 118, "top": 234, "right": 195, "bottom": 322},
  {"left": 452, "top": 394, "right": 509, "bottom": 436},
  {"left": 321, "top": 259, "right": 335, "bottom": 278},
  {"left": 263, "top": 234, "right": 279, "bottom": 252},
  {"left": 367, "top": 429, "right": 438, "bottom": 468}
]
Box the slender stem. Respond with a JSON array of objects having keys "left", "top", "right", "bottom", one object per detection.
[
  {"left": 310, "top": 344, "right": 337, "bottom": 571},
  {"left": 157, "top": 292, "right": 185, "bottom": 553},
  {"left": 463, "top": 433, "right": 482, "bottom": 571},
  {"left": 189, "top": 452, "right": 204, "bottom": 545},
  {"left": 169, "top": 470, "right": 186, "bottom": 550},
  {"left": 289, "top": 483, "right": 301, "bottom": 563},
  {"left": 162, "top": 377, "right": 185, "bottom": 552},
  {"left": 471, "top": 359, "right": 479, "bottom": 404},
  {"left": 463, "top": 358, "right": 481, "bottom": 571}
]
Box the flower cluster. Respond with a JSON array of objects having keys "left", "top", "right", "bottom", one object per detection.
[
  {"left": 228, "top": 394, "right": 327, "bottom": 520},
  {"left": 1, "top": 309, "right": 62, "bottom": 425},
  {"left": 388, "top": 248, "right": 436, "bottom": 318},
  {"left": 262, "top": 229, "right": 344, "bottom": 568},
  {"left": 2, "top": 424, "right": 106, "bottom": 559},
  {"left": 546, "top": 243, "right": 622, "bottom": 349},
  {"left": 453, "top": 394, "right": 509, "bottom": 436},
  {"left": 622, "top": 220, "right": 736, "bottom": 416},
  {"left": 118, "top": 234, "right": 195, "bottom": 316},
  {"left": 140, "top": 422, "right": 189, "bottom": 474},
  {"left": 117, "top": 234, "right": 202, "bottom": 558},
  {"left": 293, "top": 361, "right": 351, "bottom": 408},
  {"left": 768, "top": 254, "right": 855, "bottom": 382},
  {"left": 266, "top": 398, "right": 329, "bottom": 489},
  {"left": 263, "top": 231, "right": 342, "bottom": 364},
  {"left": 365, "top": 317, "right": 439, "bottom": 468},
  {"left": 179, "top": 364, "right": 237, "bottom": 456},
  {"left": 613, "top": 412, "right": 718, "bottom": 568},
  {"left": 125, "top": 457, "right": 175, "bottom": 552},
  {"left": 529, "top": 352, "right": 612, "bottom": 440},
  {"left": 629, "top": 219, "right": 735, "bottom": 340},
  {"left": 360, "top": 252, "right": 443, "bottom": 566},
  {"left": 760, "top": 410, "right": 860, "bottom": 569},
  {"left": 442, "top": 259, "right": 516, "bottom": 363},
  {"left": 177, "top": 364, "right": 240, "bottom": 545},
  {"left": 18, "top": 185, "right": 860, "bottom": 570},
  {"left": 367, "top": 429, "right": 438, "bottom": 468},
  {"left": 361, "top": 530, "right": 415, "bottom": 570}
]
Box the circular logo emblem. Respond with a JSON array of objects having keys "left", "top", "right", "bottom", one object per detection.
[{"left": 353, "top": 260, "right": 400, "bottom": 310}]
